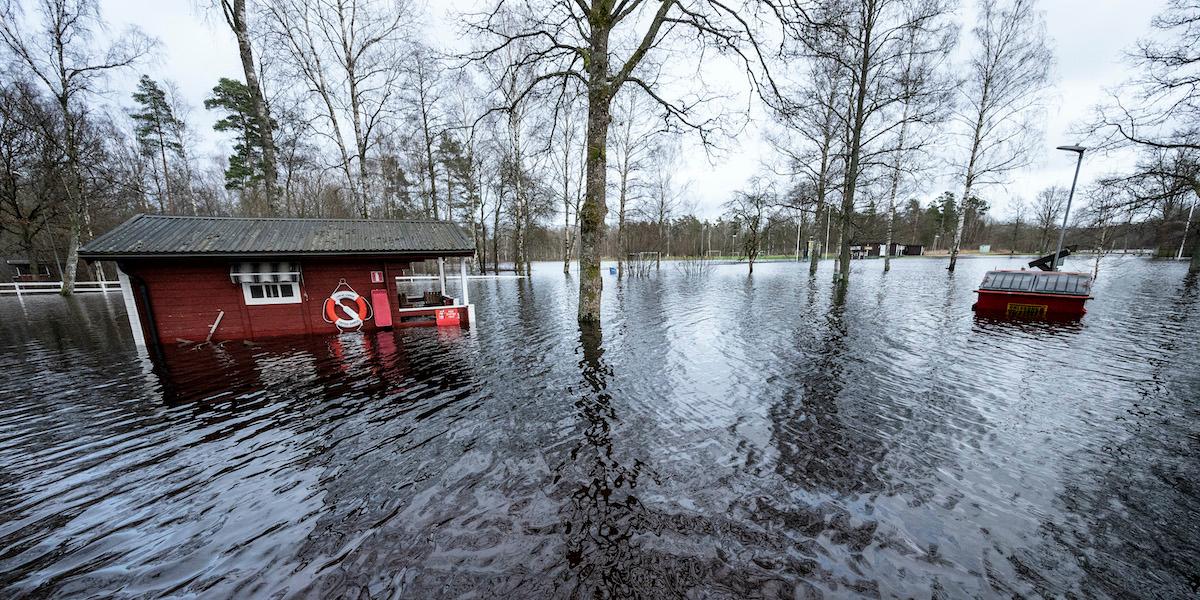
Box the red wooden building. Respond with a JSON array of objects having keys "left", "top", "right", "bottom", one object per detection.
[{"left": 79, "top": 215, "right": 476, "bottom": 348}]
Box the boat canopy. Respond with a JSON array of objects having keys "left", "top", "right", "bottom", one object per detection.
[{"left": 979, "top": 271, "right": 1092, "bottom": 296}]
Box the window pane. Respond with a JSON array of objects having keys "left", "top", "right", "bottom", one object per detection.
[
  {"left": 280, "top": 285, "right": 293, "bottom": 297},
  {"left": 250, "top": 285, "right": 264, "bottom": 298},
  {"left": 266, "top": 284, "right": 279, "bottom": 298}
]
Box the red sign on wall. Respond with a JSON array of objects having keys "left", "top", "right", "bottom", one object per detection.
[
  {"left": 436, "top": 308, "right": 462, "bottom": 327},
  {"left": 370, "top": 270, "right": 384, "bottom": 284}
]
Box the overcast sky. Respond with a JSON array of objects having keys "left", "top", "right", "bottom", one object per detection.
[{"left": 99, "top": 0, "right": 1164, "bottom": 219}]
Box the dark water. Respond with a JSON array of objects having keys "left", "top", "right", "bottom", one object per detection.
[{"left": 1, "top": 256, "right": 1197, "bottom": 599}]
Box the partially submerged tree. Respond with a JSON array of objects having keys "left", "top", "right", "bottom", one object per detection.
[
  {"left": 1086, "top": 0, "right": 1200, "bottom": 272},
  {"left": 466, "top": 0, "right": 786, "bottom": 322},
  {"left": 724, "top": 180, "right": 776, "bottom": 274},
  {"left": 769, "top": 52, "right": 845, "bottom": 277},
  {"left": 946, "top": 0, "right": 1052, "bottom": 271},
  {"left": 796, "top": 0, "right": 956, "bottom": 290}
]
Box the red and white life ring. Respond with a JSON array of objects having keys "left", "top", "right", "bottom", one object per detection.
[{"left": 322, "top": 282, "right": 372, "bottom": 331}]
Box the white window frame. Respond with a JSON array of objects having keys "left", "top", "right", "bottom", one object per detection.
[{"left": 241, "top": 281, "right": 302, "bottom": 305}]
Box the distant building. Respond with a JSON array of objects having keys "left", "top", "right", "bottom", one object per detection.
[
  {"left": 849, "top": 242, "right": 924, "bottom": 259},
  {"left": 79, "top": 215, "right": 476, "bottom": 349}
]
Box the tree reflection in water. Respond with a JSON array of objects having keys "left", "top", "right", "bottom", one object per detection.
[{"left": 553, "top": 323, "right": 652, "bottom": 598}]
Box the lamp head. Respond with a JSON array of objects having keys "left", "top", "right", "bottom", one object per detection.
[{"left": 1056, "top": 144, "right": 1086, "bottom": 153}]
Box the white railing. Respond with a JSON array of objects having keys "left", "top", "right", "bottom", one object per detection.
[
  {"left": 0, "top": 280, "right": 122, "bottom": 296},
  {"left": 394, "top": 274, "right": 525, "bottom": 281}
]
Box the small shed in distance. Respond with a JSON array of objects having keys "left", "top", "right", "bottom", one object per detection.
[
  {"left": 79, "top": 214, "right": 476, "bottom": 348},
  {"left": 850, "top": 242, "right": 924, "bottom": 259}
]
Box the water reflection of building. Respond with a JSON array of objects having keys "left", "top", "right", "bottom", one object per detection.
[{"left": 217, "top": 328, "right": 485, "bottom": 596}]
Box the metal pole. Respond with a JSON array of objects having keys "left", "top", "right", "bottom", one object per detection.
[{"left": 1053, "top": 150, "right": 1084, "bottom": 271}]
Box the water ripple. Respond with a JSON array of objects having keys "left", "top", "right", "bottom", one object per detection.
[{"left": 0, "top": 258, "right": 1197, "bottom": 598}]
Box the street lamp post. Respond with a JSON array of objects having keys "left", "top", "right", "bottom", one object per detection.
[{"left": 1053, "top": 145, "right": 1086, "bottom": 271}]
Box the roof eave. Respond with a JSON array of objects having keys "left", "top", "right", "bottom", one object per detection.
[{"left": 79, "top": 249, "right": 476, "bottom": 261}]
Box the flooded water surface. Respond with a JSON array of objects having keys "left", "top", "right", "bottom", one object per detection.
[{"left": 1, "top": 256, "right": 1197, "bottom": 598}]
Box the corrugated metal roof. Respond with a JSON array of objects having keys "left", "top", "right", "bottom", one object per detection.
[{"left": 79, "top": 215, "right": 475, "bottom": 259}]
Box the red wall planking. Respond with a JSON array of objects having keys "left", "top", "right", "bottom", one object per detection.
[{"left": 123, "top": 257, "right": 418, "bottom": 344}]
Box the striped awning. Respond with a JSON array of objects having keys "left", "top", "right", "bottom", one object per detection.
[{"left": 229, "top": 262, "right": 301, "bottom": 284}]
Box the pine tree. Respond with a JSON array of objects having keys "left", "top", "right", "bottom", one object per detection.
[
  {"left": 131, "top": 75, "right": 185, "bottom": 213},
  {"left": 204, "top": 78, "right": 270, "bottom": 198}
]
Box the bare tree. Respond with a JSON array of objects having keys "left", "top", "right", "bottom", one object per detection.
[
  {"left": 798, "top": 0, "right": 956, "bottom": 290},
  {"left": 263, "top": 0, "right": 409, "bottom": 218},
  {"left": 1032, "top": 185, "right": 1065, "bottom": 254},
  {"left": 1008, "top": 195, "right": 1026, "bottom": 253},
  {"left": 547, "top": 86, "right": 586, "bottom": 274},
  {"left": 880, "top": 23, "right": 954, "bottom": 272},
  {"left": 646, "top": 141, "right": 685, "bottom": 265},
  {"left": 404, "top": 44, "right": 444, "bottom": 218},
  {"left": 770, "top": 53, "right": 845, "bottom": 276},
  {"left": 608, "top": 90, "right": 656, "bottom": 278},
  {"left": 0, "top": 0, "right": 154, "bottom": 293},
  {"left": 946, "top": 0, "right": 1052, "bottom": 271},
  {"left": 1086, "top": 0, "right": 1200, "bottom": 271},
  {"left": 466, "top": 0, "right": 786, "bottom": 322},
  {"left": 0, "top": 79, "right": 61, "bottom": 280},
  {"left": 724, "top": 179, "right": 776, "bottom": 274}
]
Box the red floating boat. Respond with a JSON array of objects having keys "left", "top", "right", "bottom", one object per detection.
[{"left": 973, "top": 270, "right": 1093, "bottom": 318}]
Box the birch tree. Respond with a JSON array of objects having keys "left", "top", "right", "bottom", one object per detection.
[
  {"left": 405, "top": 45, "right": 445, "bottom": 218},
  {"left": 771, "top": 54, "right": 845, "bottom": 276},
  {"left": 264, "top": 0, "right": 410, "bottom": 217},
  {"left": 946, "top": 0, "right": 1052, "bottom": 271},
  {"left": 1087, "top": 0, "right": 1200, "bottom": 272},
  {"left": 548, "top": 88, "right": 586, "bottom": 273},
  {"left": 798, "top": 0, "right": 955, "bottom": 290},
  {"left": 608, "top": 90, "right": 657, "bottom": 278},
  {"left": 467, "top": 0, "right": 786, "bottom": 322},
  {"left": 0, "top": 0, "right": 154, "bottom": 294}
]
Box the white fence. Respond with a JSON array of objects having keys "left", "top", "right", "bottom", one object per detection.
[{"left": 0, "top": 281, "right": 122, "bottom": 296}]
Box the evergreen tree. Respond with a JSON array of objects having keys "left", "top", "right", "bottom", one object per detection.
[
  {"left": 204, "top": 77, "right": 271, "bottom": 197},
  {"left": 131, "top": 75, "right": 185, "bottom": 213}
]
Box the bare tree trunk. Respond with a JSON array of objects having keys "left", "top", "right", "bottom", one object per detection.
[
  {"left": 1190, "top": 183, "right": 1200, "bottom": 273},
  {"left": 226, "top": 0, "right": 278, "bottom": 214},
  {"left": 837, "top": 19, "right": 873, "bottom": 291},
  {"left": 562, "top": 146, "right": 573, "bottom": 274},
  {"left": 949, "top": 107, "right": 984, "bottom": 271},
  {"left": 492, "top": 186, "right": 503, "bottom": 274},
  {"left": 617, "top": 168, "right": 628, "bottom": 279},
  {"left": 578, "top": 28, "right": 612, "bottom": 322}
]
